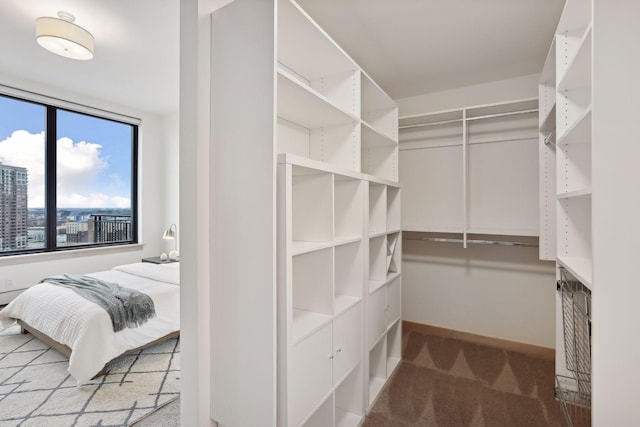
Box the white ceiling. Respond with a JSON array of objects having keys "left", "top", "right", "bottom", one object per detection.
[
  {"left": 0, "top": 0, "right": 179, "bottom": 116},
  {"left": 0, "top": 0, "right": 564, "bottom": 116},
  {"left": 297, "top": 0, "right": 565, "bottom": 100}
]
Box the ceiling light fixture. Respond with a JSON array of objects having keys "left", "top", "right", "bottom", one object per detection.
[{"left": 36, "top": 11, "right": 94, "bottom": 60}]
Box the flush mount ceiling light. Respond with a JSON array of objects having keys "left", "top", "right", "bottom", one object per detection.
[{"left": 36, "top": 11, "right": 94, "bottom": 60}]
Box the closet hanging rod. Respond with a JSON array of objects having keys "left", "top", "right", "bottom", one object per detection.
[
  {"left": 398, "top": 136, "right": 538, "bottom": 151},
  {"left": 399, "top": 108, "right": 539, "bottom": 130},
  {"left": 465, "top": 108, "right": 538, "bottom": 122},
  {"left": 405, "top": 236, "right": 538, "bottom": 248},
  {"left": 400, "top": 118, "right": 463, "bottom": 129}
]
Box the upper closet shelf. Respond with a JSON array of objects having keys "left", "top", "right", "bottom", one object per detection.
[
  {"left": 278, "top": 153, "right": 366, "bottom": 181},
  {"left": 557, "top": 25, "right": 592, "bottom": 92},
  {"left": 278, "top": 71, "right": 358, "bottom": 129},
  {"left": 398, "top": 98, "right": 538, "bottom": 130},
  {"left": 557, "top": 188, "right": 592, "bottom": 200},
  {"left": 362, "top": 122, "right": 398, "bottom": 148},
  {"left": 361, "top": 73, "right": 396, "bottom": 114},
  {"left": 557, "top": 107, "right": 592, "bottom": 146},
  {"left": 278, "top": 0, "right": 356, "bottom": 83}
]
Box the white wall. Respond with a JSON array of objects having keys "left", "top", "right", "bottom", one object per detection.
[
  {"left": 0, "top": 72, "right": 177, "bottom": 305},
  {"left": 592, "top": 0, "right": 640, "bottom": 422},
  {"left": 179, "top": 0, "right": 216, "bottom": 426},
  {"left": 399, "top": 73, "right": 541, "bottom": 116},
  {"left": 396, "top": 75, "right": 556, "bottom": 348}
]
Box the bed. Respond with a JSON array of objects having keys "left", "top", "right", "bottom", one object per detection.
[{"left": 0, "top": 262, "right": 180, "bottom": 385}]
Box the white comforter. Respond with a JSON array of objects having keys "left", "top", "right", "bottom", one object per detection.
[{"left": 0, "top": 262, "right": 180, "bottom": 385}]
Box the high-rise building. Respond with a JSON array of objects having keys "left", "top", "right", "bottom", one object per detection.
[
  {"left": 88, "top": 214, "right": 131, "bottom": 243},
  {"left": 0, "top": 163, "right": 28, "bottom": 252}
]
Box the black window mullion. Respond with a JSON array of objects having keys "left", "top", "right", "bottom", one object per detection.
[
  {"left": 45, "top": 107, "right": 57, "bottom": 250},
  {"left": 131, "top": 125, "right": 139, "bottom": 243}
]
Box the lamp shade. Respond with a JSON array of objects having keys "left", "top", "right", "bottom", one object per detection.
[
  {"left": 36, "top": 12, "right": 94, "bottom": 60},
  {"left": 163, "top": 226, "right": 176, "bottom": 240}
]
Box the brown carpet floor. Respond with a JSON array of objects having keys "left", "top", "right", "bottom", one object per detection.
[{"left": 362, "top": 326, "right": 563, "bottom": 427}]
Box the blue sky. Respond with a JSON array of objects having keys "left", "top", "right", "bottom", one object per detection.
[{"left": 0, "top": 95, "right": 133, "bottom": 209}]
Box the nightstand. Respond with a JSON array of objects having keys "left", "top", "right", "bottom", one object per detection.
[{"left": 141, "top": 256, "right": 179, "bottom": 264}]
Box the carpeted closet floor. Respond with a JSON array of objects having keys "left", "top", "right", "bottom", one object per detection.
[
  {"left": 137, "top": 325, "right": 564, "bottom": 427},
  {"left": 362, "top": 326, "right": 563, "bottom": 427}
]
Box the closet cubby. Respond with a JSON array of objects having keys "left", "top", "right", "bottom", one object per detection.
[
  {"left": 386, "top": 186, "right": 401, "bottom": 232},
  {"left": 361, "top": 73, "right": 397, "bottom": 141},
  {"left": 361, "top": 144, "right": 397, "bottom": 182},
  {"left": 368, "top": 335, "right": 387, "bottom": 407},
  {"left": 334, "top": 176, "right": 364, "bottom": 243},
  {"left": 556, "top": 139, "right": 591, "bottom": 197},
  {"left": 386, "top": 320, "right": 402, "bottom": 375},
  {"left": 334, "top": 366, "right": 363, "bottom": 427},
  {"left": 277, "top": 72, "right": 360, "bottom": 173},
  {"left": 368, "top": 235, "right": 387, "bottom": 291},
  {"left": 557, "top": 196, "right": 592, "bottom": 287},
  {"left": 291, "top": 166, "right": 333, "bottom": 254},
  {"left": 300, "top": 393, "right": 333, "bottom": 427},
  {"left": 368, "top": 183, "right": 387, "bottom": 235},
  {"left": 367, "top": 285, "right": 387, "bottom": 349},
  {"left": 334, "top": 241, "right": 363, "bottom": 315},
  {"left": 278, "top": 0, "right": 358, "bottom": 116},
  {"left": 292, "top": 248, "right": 334, "bottom": 343},
  {"left": 386, "top": 232, "right": 400, "bottom": 278},
  {"left": 555, "top": 1, "right": 591, "bottom": 82}
]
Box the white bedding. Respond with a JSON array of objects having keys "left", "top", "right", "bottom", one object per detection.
[{"left": 0, "top": 262, "right": 180, "bottom": 385}]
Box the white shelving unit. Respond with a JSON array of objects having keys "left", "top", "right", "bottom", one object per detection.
[
  {"left": 211, "top": 1, "right": 399, "bottom": 425},
  {"left": 539, "top": 1, "right": 593, "bottom": 422},
  {"left": 366, "top": 177, "right": 402, "bottom": 409},
  {"left": 398, "top": 99, "right": 539, "bottom": 241},
  {"left": 279, "top": 153, "right": 400, "bottom": 426},
  {"left": 276, "top": 0, "right": 399, "bottom": 182},
  {"left": 554, "top": 0, "right": 592, "bottom": 291},
  {"left": 539, "top": 36, "right": 559, "bottom": 262},
  {"left": 279, "top": 155, "right": 366, "bottom": 427}
]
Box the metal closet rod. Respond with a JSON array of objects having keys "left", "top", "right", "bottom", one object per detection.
[
  {"left": 399, "top": 108, "right": 538, "bottom": 130},
  {"left": 405, "top": 236, "right": 539, "bottom": 248}
]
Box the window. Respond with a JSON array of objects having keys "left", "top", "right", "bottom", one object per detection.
[{"left": 0, "top": 93, "right": 138, "bottom": 255}]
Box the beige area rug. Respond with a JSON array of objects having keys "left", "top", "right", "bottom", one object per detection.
[{"left": 0, "top": 325, "right": 179, "bottom": 427}]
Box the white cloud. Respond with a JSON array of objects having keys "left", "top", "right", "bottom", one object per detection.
[
  {"left": 58, "top": 193, "right": 131, "bottom": 209},
  {"left": 0, "top": 130, "right": 45, "bottom": 206},
  {"left": 0, "top": 130, "right": 130, "bottom": 208}
]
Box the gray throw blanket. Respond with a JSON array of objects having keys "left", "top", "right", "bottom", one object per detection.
[{"left": 40, "top": 274, "right": 156, "bottom": 332}]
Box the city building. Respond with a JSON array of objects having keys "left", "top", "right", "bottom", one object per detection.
[
  {"left": 88, "top": 214, "right": 132, "bottom": 243},
  {"left": 0, "top": 163, "right": 28, "bottom": 252}
]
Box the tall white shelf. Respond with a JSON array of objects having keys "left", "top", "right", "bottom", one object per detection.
[
  {"left": 211, "top": 1, "right": 400, "bottom": 426},
  {"left": 539, "top": 0, "right": 593, "bottom": 418}
]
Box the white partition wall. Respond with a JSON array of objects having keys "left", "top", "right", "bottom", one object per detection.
[
  {"left": 210, "top": 1, "right": 277, "bottom": 426},
  {"left": 592, "top": 0, "right": 640, "bottom": 424}
]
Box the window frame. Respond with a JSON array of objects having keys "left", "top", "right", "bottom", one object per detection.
[{"left": 0, "top": 90, "right": 139, "bottom": 256}]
